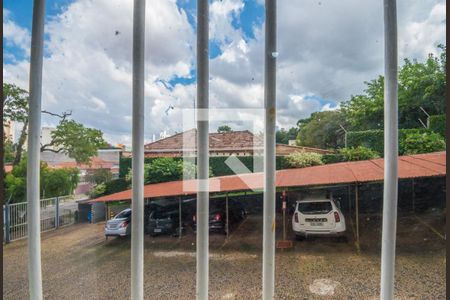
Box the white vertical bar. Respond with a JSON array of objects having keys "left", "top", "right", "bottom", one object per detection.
[
  {"left": 196, "top": 0, "right": 209, "bottom": 299},
  {"left": 263, "top": 0, "right": 277, "bottom": 299},
  {"left": 131, "top": 0, "right": 145, "bottom": 299},
  {"left": 27, "top": 0, "right": 45, "bottom": 298},
  {"left": 380, "top": 0, "right": 398, "bottom": 299}
]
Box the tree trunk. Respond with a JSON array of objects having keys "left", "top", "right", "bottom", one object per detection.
[{"left": 13, "top": 119, "right": 29, "bottom": 166}]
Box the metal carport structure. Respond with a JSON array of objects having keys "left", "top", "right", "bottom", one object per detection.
[
  {"left": 90, "top": 152, "right": 446, "bottom": 249},
  {"left": 91, "top": 152, "right": 446, "bottom": 203}
]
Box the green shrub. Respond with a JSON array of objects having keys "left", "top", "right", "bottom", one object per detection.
[
  {"left": 347, "top": 128, "right": 429, "bottom": 155},
  {"left": 400, "top": 131, "right": 445, "bottom": 155},
  {"left": 89, "top": 183, "right": 106, "bottom": 199},
  {"left": 429, "top": 114, "right": 445, "bottom": 137},
  {"left": 103, "top": 178, "right": 130, "bottom": 196},
  {"left": 338, "top": 146, "right": 380, "bottom": 161},
  {"left": 285, "top": 151, "right": 323, "bottom": 168},
  {"left": 321, "top": 153, "right": 346, "bottom": 164},
  {"left": 120, "top": 156, "right": 292, "bottom": 179}
]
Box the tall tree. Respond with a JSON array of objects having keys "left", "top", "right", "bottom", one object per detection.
[
  {"left": 3, "top": 83, "right": 108, "bottom": 165},
  {"left": 3, "top": 84, "right": 29, "bottom": 165},
  {"left": 40, "top": 118, "right": 107, "bottom": 164},
  {"left": 296, "top": 110, "right": 348, "bottom": 149},
  {"left": 341, "top": 45, "right": 446, "bottom": 130},
  {"left": 276, "top": 127, "right": 299, "bottom": 144}
]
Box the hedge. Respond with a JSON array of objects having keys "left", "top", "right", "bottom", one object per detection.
[
  {"left": 429, "top": 114, "right": 445, "bottom": 137},
  {"left": 347, "top": 128, "right": 429, "bottom": 155},
  {"left": 322, "top": 153, "right": 346, "bottom": 164},
  {"left": 120, "top": 156, "right": 290, "bottom": 179}
]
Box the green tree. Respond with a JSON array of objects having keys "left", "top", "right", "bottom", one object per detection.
[
  {"left": 276, "top": 127, "right": 299, "bottom": 144},
  {"left": 145, "top": 158, "right": 182, "bottom": 184},
  {"left": 41, "top": 167, "right": 79, "bottom": 198},
  {"left": 400, "top": 132, "right": 445, "bottom": 155},
  {"left": 89, "top": 183, "right": 106, "bottom": 199},
  {"left": 3, "top": 83, "right": 108, "bottom": 165},
  {"left": 285, "top": 151, "right": 323, "bottom": 168},
  {"left": 4, "top": 138, "right": 15, "bottom": 164},
  {"left": 85, "top": 168, "right": 113, "bottom": 185},
  {"left": 4, "top": 159, "right": 79, "bottom": 203},
  {"left": 40, "top": 119, "right": 108, "bottom": 164},
  {"left": 296, "top": 110, "right": 348, "bottom": 149},
  {"left": 217, "top": 125, "right": 232, "bottom": 133},
  {"left": 341, "top": 45, "right": 446, "bottom": 131},
  {"left": 3, "top": 84, "right": 29, "bottom": 165},
  {"left": 126, "top": 158, "right": 214, "bottom": 184}
]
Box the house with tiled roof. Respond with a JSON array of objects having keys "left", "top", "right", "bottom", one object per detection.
[{"left": 143, "top": 129, "right": 332, "bottom": 158}]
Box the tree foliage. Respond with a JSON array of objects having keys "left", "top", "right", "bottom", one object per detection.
[
  {"left": 285, "top": 151, "right": 323, "bottom": 168},
  {"left": 3, "top": 83, "right": 28, "bottom": 123},
  {"left": 429, "top": 114, "right": 446, "bottom": 137},
  {"left": 400, "top": 132, "right": 445, "bottom": 155},
  {"left": 276, "top": 127, "right": 299, "bottom": 144},
  {"left": 217, "top": 125, "right": 232, "bottom": 133},
  {"left": 338, "top": 146, "right": 380, "bottom": 161},
  {"left": 4, "top": 159, "right": 79, "bottom": 203},
  {"left": 294, "top": 45, "right": 446, "bottom": 153},
  {"left": 126, "top": 157, "right": 214, "bottom": 185},
  {"left": 4, "top": 138, "right": 15, "bottom": 164},
  {"left": 3, "top": 83, "right": 108, "bottom": 165},
  {"left": 85, "top": 168, "right": 112, "bottom": 185},
  {"left": 296, "top": 110, "right": 348, "bottom": 149},
  {"left": 41, "top": 119, "right": 108, "bottom": 164}
]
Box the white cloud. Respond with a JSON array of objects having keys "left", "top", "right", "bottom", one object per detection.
[
  {"left": 3, "top": 0, "right": 446, "bottom": 146},
  {"left": 399, "top": 2, "right": 446, "bottom": 60},
  {"left": 4, "top": 0, "right": 195, "bottom": 146},
  {"left": 3, "top": 9, "right": 31, "bottom": 57}
]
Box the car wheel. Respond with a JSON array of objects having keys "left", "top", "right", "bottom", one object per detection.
[
  {"left": 295, "top": 235, "right": 305, "bottom": 241},
  {"left": 337, "top": 235, "right": 348, "bottom": 243}
]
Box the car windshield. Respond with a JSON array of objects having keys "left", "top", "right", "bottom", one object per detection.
[
  {"left": 152, "top": 211, "right": 170, "bottom": 219},
  {"left": 115, "top": 210, "right": 131, "bottom": 219},
  {"left": 298, "top": 202, "right": 332, "bottom": 215}
]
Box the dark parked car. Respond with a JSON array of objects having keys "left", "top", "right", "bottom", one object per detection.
[
  {"left": 147, "top": 209, "right": 185, "bottom": 236},
  {"left": 192, "top": 199, "right": 246, "bottom": 234}
]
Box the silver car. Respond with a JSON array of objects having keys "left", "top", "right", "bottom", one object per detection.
[{"left": 105, "top": 208, "right": 131, "bottom": 237}]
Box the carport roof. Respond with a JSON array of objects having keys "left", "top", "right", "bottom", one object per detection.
[{"left": 90, "top": 151, "right": 445, "bottom": 203}]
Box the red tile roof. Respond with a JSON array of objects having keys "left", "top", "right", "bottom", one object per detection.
[
  {"left": 90, "top": 151, "right": 445, "bottom": 203},
  {"left": 46, "top": 157, "right": 115, "bottom": 170},
  {"left": 145, "top": 129, "right": 260, "bottom": 151},
  {"left": 144, "top": 129, "right": 331, "bottom": 156}
]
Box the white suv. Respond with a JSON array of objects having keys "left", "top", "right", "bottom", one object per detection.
[{"left": 292, "top": 197, "right": 346, "bottom": 240}]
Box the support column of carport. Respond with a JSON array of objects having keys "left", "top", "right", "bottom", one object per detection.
[
  {"left": 380, "top": 0, "right": 399, "bottom": 299},
  {"left": 355, "top": 184, "right": 360, "bottom": 252},
  {"left": 262, "top": 0, "right": 277, "bottom": 299},
  {"left": 226, "top": 193, "right": 229, "bottom": 238},
  {"left": 196, "top": 0, "right": 210, "bottom": 299},
  {"left": 27, "top": 1, "right": 46, "bottom": 298},
  {"left": 179, "top": 196, "right": 183, "bottom": 239},
  {"left": 131, "top": 0, "right": 146, "bottom": 299}
]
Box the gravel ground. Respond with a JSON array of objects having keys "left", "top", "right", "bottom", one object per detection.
[{"left": 3, "top": 211, "right": 445, "bottom": 299}]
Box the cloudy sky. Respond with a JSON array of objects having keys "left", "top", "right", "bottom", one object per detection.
[{"left": 3, "top": 0, "right": 446, "bottom": 146}]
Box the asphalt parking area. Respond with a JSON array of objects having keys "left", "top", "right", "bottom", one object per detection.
[{"left": 3, "top": 210, "right": 445, "bottom": 299}]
